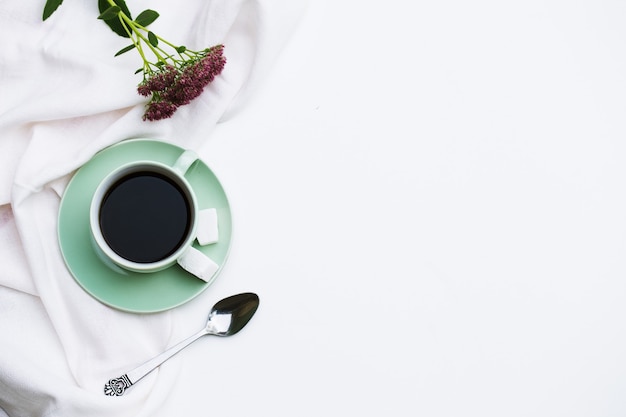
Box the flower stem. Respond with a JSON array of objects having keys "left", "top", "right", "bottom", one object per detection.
[{"left": 119, "top": 14, "right": 166, "bottom": 63}]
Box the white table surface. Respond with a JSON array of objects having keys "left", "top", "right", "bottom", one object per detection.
[{"left": 155, "top": 0, "right": 626, "bottom": 415}]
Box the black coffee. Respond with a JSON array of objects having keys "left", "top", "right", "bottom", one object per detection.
[{"left": 99, "top": 171, "right": 192, "bottom": 263}]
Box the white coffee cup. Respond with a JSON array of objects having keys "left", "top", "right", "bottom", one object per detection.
[{"left": 89, "top": 149, "right": 219, "bottom": 281}]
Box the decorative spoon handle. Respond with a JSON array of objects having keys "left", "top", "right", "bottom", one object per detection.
[{"left": 104, "top": 329, "right": 207, "bottom": 396}]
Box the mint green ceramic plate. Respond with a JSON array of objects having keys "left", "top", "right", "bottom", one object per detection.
[{"left": 58, "top": 139, "right": 232, "bottom": 313}]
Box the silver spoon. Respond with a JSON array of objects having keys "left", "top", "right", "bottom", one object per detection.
[{"left": 104, "top": 292, "right": 260, "bottom": 396}]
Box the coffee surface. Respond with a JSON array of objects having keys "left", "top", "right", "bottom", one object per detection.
[{"left": 99, "top": 172, "right": 192, "bottom": 263}]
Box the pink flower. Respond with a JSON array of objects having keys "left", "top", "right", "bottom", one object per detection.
[
  {"left": 142, "top": 101, "right": 177, "bottom": 121},
  {"left": 164, "top": 46, "right": 226, "bottom": 106},
  {"left": 137, "top": 65, "right": 177, "bottom": 97},
  {"left": 138, "top": 45, "right": 226, "bottom": 121}
]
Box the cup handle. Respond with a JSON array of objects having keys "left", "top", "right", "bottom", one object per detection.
[
  {"left": 177, "top": 246, "right": 219, "bottom": 282},
  {"left": 172, "top": 149, "right": 199, "bottom": 176}
]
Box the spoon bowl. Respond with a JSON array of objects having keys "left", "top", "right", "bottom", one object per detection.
[{"left": 208, "top": 292, "right": 259, "bottom": 336}]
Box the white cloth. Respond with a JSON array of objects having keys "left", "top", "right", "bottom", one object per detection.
[{"left": 0, "top": 1, "right": 305, "bottom": 415}]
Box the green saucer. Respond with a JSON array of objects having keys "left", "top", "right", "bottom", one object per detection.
[{"left": 58, "top": 139, "right": 232, "bottom": 313}]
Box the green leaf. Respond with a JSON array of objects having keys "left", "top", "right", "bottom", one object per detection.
[
  {"left": 148, "top": 31, "right": 158, "bottom": 47},
  {"left": 114, "top": 44, "right": 136, "bottom": 57},
  {"left": 98, "top": 5, "right": 121, "bottom": 20},
  {"left": 98, "top": 0, "right": 133, "bottom": 38},
  {"left": 176, "top": 46, "right": 187, "bottom": 54},
  {"left": 135, "top": 10, "right": 159, "bottom": 27},
  {"left": 135, "top": 68, "right": 144, "bottom": 74},
  {"left": 42, "top": 0, "right": 63, "bottom": 20}
]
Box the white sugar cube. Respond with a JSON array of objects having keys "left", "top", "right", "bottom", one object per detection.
[
  {"left": 197, "top": 208, "right": 219, "bottom": 245},
  {"left": 178, "top": 247, "right": 219, "bottom": 282}
]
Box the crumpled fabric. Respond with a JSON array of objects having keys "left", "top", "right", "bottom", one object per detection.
[{"left": 0, "top": 0, "right": 305, "bottom": 415}]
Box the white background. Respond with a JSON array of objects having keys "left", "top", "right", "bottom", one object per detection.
[
  {"left": 8, "top": 0, "right": 626, "bottom": 416},
  {"left": 166, "top": 0, "right": 626, "bottom": 415}
]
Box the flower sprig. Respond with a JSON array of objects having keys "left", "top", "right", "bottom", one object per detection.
[{"left": 42, "top": 0, "right": 226, "bottom": 121}]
